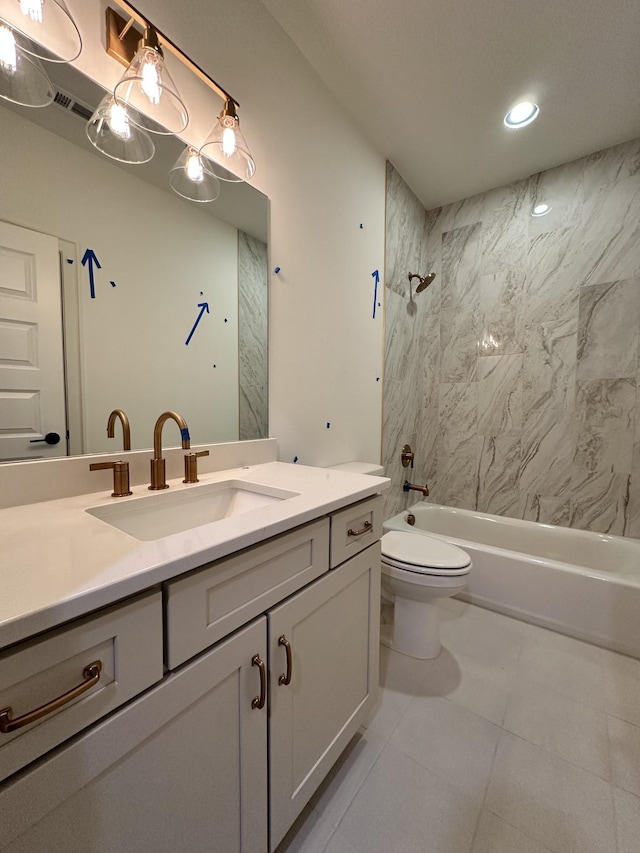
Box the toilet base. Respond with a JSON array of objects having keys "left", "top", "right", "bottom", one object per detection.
[{"left": 388, "top": 596, "right": 441, "bottom": 659}]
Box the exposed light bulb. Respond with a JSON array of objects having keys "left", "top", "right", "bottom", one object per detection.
[
  {"left": 222, "top": 124, "right": 237, "bottom": 157},
  {"left": 140, "top": 50, "right": 161, "bottom": 105},
  {"left": 108, "top": 101, "right": 131, "bottom": 140},
  {"left": 19, "top": 0, "right": 43, "bottom": 24},
  {"left": 186, "top": 149, "right": 204, "bottom": 183},
  {"left": 0, "top": 24, "right": 17, "bottom": 74}
]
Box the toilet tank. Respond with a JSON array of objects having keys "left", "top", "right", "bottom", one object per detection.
[{"left": 327, "top": 462, "right": 385, "bottom": 477}]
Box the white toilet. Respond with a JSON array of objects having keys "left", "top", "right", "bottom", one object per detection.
[
  {"left": 328, "top": 462, "right": 472, "bottom": 660},
  {"left": 380, "top": 530, "right": 471, "bottom": 659}
]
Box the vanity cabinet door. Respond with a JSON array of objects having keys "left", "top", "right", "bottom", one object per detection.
[
  {"left": 268, "top": 543, "right": 381, "bottom": 850},
  {"left": 0, "top": 617, "right": 268, "bottom": 853}
]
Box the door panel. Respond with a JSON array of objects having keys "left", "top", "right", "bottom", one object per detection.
[
  {"left": 268, "top": 544, "right": 381, "bottom": 850},
  {"left": 0, "top": 221, "right": 66, "bottom": 461}
]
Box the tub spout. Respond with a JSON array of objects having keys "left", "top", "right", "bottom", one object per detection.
[{"left": 403, "top": 480, "right": 429, "bottom": 497}]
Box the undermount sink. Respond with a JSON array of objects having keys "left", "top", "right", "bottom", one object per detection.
[{"left": 86, "top": 479, "right": 300, "bottom": 541}]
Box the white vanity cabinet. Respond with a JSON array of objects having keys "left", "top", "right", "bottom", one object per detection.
[
  {"left": 0, "top": 495, "right": 383, "bottom": 853},
  {"left": 0, "top": 617, "right": 269, "bottom": 852},
  {"left": 269, "top": 541, "right": 381, "bottom": 849}
]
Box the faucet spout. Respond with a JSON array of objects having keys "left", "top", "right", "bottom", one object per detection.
[
  {"left": 149, "top": 411, "right": 190, "bottom": 490},
  {"left": 107, "top": 409, "right": 131, "bottom": 451}
]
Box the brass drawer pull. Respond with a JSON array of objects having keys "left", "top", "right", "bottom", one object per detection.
[
  {"left": 0, "top": 660, "right": 102, "bottom": 734},
  {"left": 278, "top": 635, "right": 292, "bottom": 686},
  {"left": 347, "top": 520, "right": 372, "bottom": 537},
  {"left": 251, "top": 654, "right": 266, "bottom": 709}
]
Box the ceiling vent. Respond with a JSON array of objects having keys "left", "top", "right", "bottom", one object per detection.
[{"left": 52, "top": 88, "right": 93, "bottom": 122}]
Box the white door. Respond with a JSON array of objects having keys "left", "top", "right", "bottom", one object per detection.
[
  {"left": 268, "top": 544, "right": 381, "bottom": 850},
  {"left": 0, "top": 220, "right": 67, "bottom": 461}
]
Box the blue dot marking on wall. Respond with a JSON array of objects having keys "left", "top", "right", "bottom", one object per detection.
[
  {"left": 110, "top": 281, "right": 117, "bottom": 288},
  {"left": 66, "top": 258, "right": 74, "bottom": 265},
  {"left": 274, "top": 267, "right": 281, "bottom": 274},
  {"left": 359, "top": 224, "right": 364, "bottom": 229},
  {"left": 371, "top": 269, "right": 380, "bottom": 319},
  {"left": 326, "top": 422, "right": 331, "bottom": 428},
  {"left": 293, "top": 456, "right": 299, "bottom": 463},
  {"left": 185, "top": 301, "right": 210, "bottom": 346}
]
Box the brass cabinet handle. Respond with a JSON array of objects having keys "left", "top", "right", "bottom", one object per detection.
[
  {"left": 278, "top": 635, "right": 292, "bottom": 686},
  {"left": 347, "top": 520, "right": 372, "bottom": 537},
  {"left": 251, "top": 654, "right": 266, "bottom": 710},
  {"left": 0, "top": 661, "right": 102, "bottom": 734}
]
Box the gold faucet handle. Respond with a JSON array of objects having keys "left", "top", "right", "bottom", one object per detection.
[
  {"left": 89, "top": 461, "right": 133, "bottom": 498},
  {"left": 183, "top": 450, "right": 210, "bottom": 484}
]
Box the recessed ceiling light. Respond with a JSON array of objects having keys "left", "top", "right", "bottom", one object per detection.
[
  {"left": 504, "top": 101, "right": 539, "bottom": 129},
  {"left": 531, "top": 203, "right": 551, "bottom": 217}
]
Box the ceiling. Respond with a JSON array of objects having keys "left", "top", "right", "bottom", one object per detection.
[{"left": 262, "top": 0, "right": 640, "bottom": 210}]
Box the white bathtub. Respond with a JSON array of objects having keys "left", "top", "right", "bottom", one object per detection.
[{"left": 384, "top": 502, "right": 640, "bottom": 659}]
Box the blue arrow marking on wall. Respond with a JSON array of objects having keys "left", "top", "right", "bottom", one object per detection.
[
  {"left": 81, "top": 249, "right": 101, "bottom": 299},
  {"left": 185, "top": 302, "right": 210, "bottom": 346},
  {"left": 371, "top": 269, "right": 380, "bottom": 319}
]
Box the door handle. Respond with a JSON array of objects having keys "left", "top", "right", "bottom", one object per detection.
[
  {"left": 29, "top": 432, "right": 61, "bottom": 446},
  {"left": 251, "top": 654, "right": 266, "bottom": 710},
  {"left": 278, "top": 635, "right": 292, "bottom": 686}
]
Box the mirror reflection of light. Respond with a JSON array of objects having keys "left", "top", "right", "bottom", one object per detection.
[
  {"left": 0, "top": 24, "right": 17, "bottom": 73},
  {"left": 186, "top": 149, "right": 205, "bottom": 183},
  {"left": 531, "top": 203, "right": 551, "bottom": 217},
  {"left": 140, "top": 51, "right": 161, "bottom": 105},
  {"left": 107, "top": 101, "right": 131, "bottom": 140},
  {"left": 19, "top": 0, "right": 43, "bottom": 24},
  {"left": 504, "top": 101, "right": 539, "bottom": 129},
  {"left": 222, "top": 125, "right": 237, "bottom": 157}
]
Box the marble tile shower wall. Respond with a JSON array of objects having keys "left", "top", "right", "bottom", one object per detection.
[
  {"left": 238, "top": 232, "right": 268, "bottom": 441},
  {"left": 383, "top": 138, "right": 640, "bottom": 535}
]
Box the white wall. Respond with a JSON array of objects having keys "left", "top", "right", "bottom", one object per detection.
[
  {"left": 0, "top": 108, "right": 240, "bottom": 452},
  {"left": 66, "top": 0, "right": 386, "bottom": 467}
]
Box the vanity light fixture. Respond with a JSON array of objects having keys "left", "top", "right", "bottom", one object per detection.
[
  {"left": 0, "top": 22, "right": 53, "bottom": 107},
  {"left": 86, "top": 93, "right": 155, "bottom": 164},
  {"left": 169, "top": 146, "right": 221, "bottom": 202},
  {"left": 103, "top": 2, "right": 255, "bottom": 183},
  {"left": 504, "top": 101, "right": 539, "bottom": 129},
  {"left": 200, "top": 98, "right": 256, "bottom": 182},
  {"left": 0, "top": 0, "right": 82, "bottom": 63},
  {"left": 531, "top": 202, "right": 551, "bottom": 216}
]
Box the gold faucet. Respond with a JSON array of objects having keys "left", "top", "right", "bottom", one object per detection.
[
  {"left": 149, "top": 411, "right": 190, "bottom": 490},
  {"left": 107, "top": 409, "right": 131, "bottom": 451},
  {"left": 403, "top": 480, "right": 430, "bottom": 497}
]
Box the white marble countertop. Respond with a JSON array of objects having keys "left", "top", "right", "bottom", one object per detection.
[{"left": 0, "top": 462, "right": 389, "bottom": 650}]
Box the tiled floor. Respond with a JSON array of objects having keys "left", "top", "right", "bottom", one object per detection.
[{"left": 276, "top": 598, "right": 640, "bottom": 853}]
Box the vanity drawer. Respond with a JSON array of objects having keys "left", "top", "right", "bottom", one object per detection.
[
  {"left": 329, "top": 495, "right": 383, "bottom": 568},
  {"left": 0, "top": 590, "right": 163, "bottom": 782},
  {"left": 165, "top": 518, "right": 330, "bottom": 669}
]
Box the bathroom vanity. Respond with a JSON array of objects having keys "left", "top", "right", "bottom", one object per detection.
[{"left": 0, "top": 455, "right": 386, "bottom": 852}]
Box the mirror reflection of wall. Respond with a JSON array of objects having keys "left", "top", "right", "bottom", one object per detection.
[{"left": 0, "top": 70, "right": 268, "bottom": 461}]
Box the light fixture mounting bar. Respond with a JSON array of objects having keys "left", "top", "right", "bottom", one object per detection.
[{"left": 106, "top": 1, "right": 239, "bottom": 107}]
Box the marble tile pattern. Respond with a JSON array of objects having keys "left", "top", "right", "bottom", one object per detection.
[
  {"left": 238, "top": 232, "right": 268, "bottom": 440},
  {"left": 383, "top": 140, "right": 640, "bottom": 535}
]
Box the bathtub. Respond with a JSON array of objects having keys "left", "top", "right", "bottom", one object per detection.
[{"left": 384, "top": 502, "right": 640, "bottom": 659}]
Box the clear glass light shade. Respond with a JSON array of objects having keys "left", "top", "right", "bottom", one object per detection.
[
  {"left": 0, "top": 23, "right": 52, "bottom": 106},
  {"left": 0, "top": 0, "right": 82, "bottom": 62},
  {"left": 169, "top": 146, "right": 221, "bottom": 202},
  {"left": 113, "top": 44, "right": 189, "bottom": 136},
  {"left": 86, "top": 94, "right": 155, "bottom": 164},
  {"left": 200, "top": 106, "right": 255, "bottom": 183}
]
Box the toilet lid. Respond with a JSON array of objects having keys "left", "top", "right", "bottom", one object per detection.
[{"left": 381, "top": 531, "right": 471, "bottom": 571}]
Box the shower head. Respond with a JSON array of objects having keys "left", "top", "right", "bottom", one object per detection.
[{"left": 408, "top": 272, "right": 436, "bottom": 295}]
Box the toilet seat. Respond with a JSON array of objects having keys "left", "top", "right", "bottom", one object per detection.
[{"left": 381, "top": 531, "right": 471, "bottom": 577}]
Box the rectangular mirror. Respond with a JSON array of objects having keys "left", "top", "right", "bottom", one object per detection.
[{"left": 0, "top": 63, "right": 268, "bottom": 462}]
